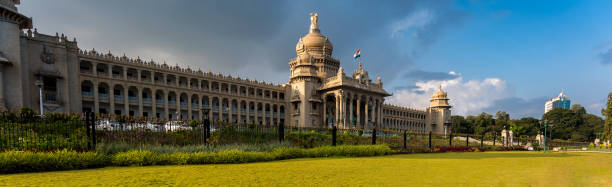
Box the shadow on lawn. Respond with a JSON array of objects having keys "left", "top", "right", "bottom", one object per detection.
[{"left": 397, "top": 152, "right": 579, "bottom": 160}]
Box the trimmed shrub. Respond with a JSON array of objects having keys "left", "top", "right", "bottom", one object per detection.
[
  {"left": 2, "top": 145, "right": 392, "bottom": 174},
  {"left": 0, "top": 150, "right": 107, "bottom": 174},
  {"left": 96, "top": 141, "right": 292, "bottom": 155}
]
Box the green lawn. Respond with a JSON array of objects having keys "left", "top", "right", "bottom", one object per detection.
[{"left": 1, "top": 151, "right": 610, "bottom": 186}]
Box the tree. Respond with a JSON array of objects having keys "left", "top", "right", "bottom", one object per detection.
[
  {"left": 577, "top": 114, "right": 604, "bottom": 141},
  {"left": 509, "top": 121, "right": 526, "bottom": 138},
  {"left": 571, "top": 104, "right": 586, "bottom": 116},
  {"left": 602, "top": 93, "right": 612, "bottom": 140},
  {"left": 450, "top": 115, "right": 473, "bottom": 134},
  {"left": 495, "top": 111, "right": 510, "bottom": 133},
  {"left": 542, "top": 108, "right": 581, "bottom": 140},
  {"left": 470, "top": 112, "right": 494, "bottom": 135},
  {"left": 515, "top": 117, "right": 540, "bottom": 137}
]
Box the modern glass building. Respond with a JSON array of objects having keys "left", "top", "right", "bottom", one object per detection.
[{"left": 544, "top": 92, "right": 571, "bottom": 113}]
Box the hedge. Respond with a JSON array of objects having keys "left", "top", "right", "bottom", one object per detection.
[{"left": 0, "top": 144, "right": 391, "bottom": 174}]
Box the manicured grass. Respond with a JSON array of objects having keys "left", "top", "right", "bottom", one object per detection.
[{"left": 1, "top": 152, "right": 611, "bottom": 186}]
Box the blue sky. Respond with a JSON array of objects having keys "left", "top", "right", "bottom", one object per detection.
[{"left": 18, "top": 0, "right": 612, "bottom": 118}]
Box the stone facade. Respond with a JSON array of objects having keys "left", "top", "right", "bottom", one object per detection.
[{"left": 0, "top": 3, "right": 452, "bottom": 133}]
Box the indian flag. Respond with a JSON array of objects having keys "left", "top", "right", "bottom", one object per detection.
[{"left": 353, "top": 49, "right": 361, "bottom": 59}]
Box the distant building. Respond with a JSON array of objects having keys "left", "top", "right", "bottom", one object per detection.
[{"left": 545, "top": 91, "right": 571, "bottom": 113}]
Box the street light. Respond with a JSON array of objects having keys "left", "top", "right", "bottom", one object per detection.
[
  {"left": 202, "top": 107, "right": 211, "bottom": 144},
  {"left": 539, "top": 120, "right": 549, "bottom": 153},
  {"left": 35, "top": 80, "right": 44, "bottom": 117}
]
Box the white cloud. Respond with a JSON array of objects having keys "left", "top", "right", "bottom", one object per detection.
[
  {"left": 387, "top": 72, "right": 514, "bottom": 116},
  {"left": 391, "top": 10, "right": 434, "bottom": 38}
]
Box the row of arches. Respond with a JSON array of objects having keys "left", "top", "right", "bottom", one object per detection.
[
  {"left": 80, "top": 60, "right": 285, "bottom": 101},
  {"left": 81, "top": 80, "right": 286, "bottom": 122}
]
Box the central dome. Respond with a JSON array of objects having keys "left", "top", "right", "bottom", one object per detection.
[{"left": 296, "top": 13, "right": 333, "bottom": 55}]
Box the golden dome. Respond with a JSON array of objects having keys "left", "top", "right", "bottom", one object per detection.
[
  {"left": 432, "top": 84, "right": 447, "bottom": 98},
  {"left": 295, "top": 13, "right": 333, "bottom": 55}
]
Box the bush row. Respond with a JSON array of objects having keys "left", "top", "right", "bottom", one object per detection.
[
  {"left": 110, "top": 144, "right": 391, "bottom": 166},
  {"left": 0, "top": 144, "right": 391, "bottom": 174},
  {"left": 0, "top": 150, "right": 107, "bottom": 174}
]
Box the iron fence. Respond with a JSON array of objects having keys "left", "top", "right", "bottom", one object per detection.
[{"left": 0, "top": 112, "right": 593, "bottom": 152}]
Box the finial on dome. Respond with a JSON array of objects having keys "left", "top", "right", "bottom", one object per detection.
[{"left": 309, "top": 13, "right": 319, "bottom": 33}]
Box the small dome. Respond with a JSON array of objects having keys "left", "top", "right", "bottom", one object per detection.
[{"left": 432, "top": 84, "right": 447, "bottom": 98}]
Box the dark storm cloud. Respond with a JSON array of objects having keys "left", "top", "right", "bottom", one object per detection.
[
  {"left": 402, "top": 70, "right": 459, "bottom": 81},
  {"left": 482, "top": 96, "right": 549, "bottom": 118},
  {"left": 19, "top": 0, "right": 465, "bottom": 83}
]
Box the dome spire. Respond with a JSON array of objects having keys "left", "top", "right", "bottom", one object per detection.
[{"left": 309, "top": 13, "right": 319, "bottom": 33}]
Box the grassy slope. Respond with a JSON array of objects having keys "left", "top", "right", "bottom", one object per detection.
[{"left": 0, "top": 152, "right": 610, "bottom": 186}]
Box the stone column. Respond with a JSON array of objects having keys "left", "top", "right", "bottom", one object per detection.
[
  {"left": 92, "top": 62, "right": 98, "bottom": 76},
  {"left": 137, "top": 87, "right": 143, "bottom": 116},
  {"left": 151, "top": 91, "right": 156, "bottom": 119},
  {"left": 208, "top": 97, "right": 213, "bottom": 121},
  {"left": 176, "top": 94, "right": 181, "bottom": 119},
  {"left": 237, "top": 100, "right": 241, "bottom": 124},
  {"left": 123, "top": 67, "right": 127, "bottom": 81},
  {"left": 124, "top": 86, "right": 129, "bottom": 116},
  {"left": 93, "top": 82, "right": 99, "bottom": 114},
  {"left": 164, "top": 91, "right": 169, "bottom": 119},
  {"left": 349, "top": 95, "right": 353, "bottom": 127},
  {"left": 109, "top": 84, "right": 115, "bottom": 115},
  {"left": 335, "top": 94, "right": 339, "bottom": 126},
  {"left": 218, "top": 98, "right": 222, "bottom": 122},
  {"left": 246, "top": 101, "right": 250, "bottom": 123},
  {"left": 198, "top": 96, "right": 203, "bottom": 121},
  {"left": 108, "top": 67, "right": 113, "bottom": 79},
  {"left": 379, "top": 100, "right": 384, "bottom": 129},
  {"left": 365, "top": 96, "right": 369, "bottom": 128},
  {"left": 262, "top": 103, "right": 267, "bottom": 126},
  {"left": 340, "top": 93, "right": 345, "bottom": 128},
  {"left": 322, "top": 94, "right": 326, "bottom": 127},
  {"left": 228, "top": 100, "right": 233, "bottom": 124},
  {"left": 187, "top": 94, "right": 192, "bottom": 120},
  {"left": 137, "top": 70, "right": 141, "bottom": 82},
  {"left": 276, "top": 104, "right": 280, "bottom": 126},
  {"left": 356, "top": 96, "right": 361, "bottom": 128}
]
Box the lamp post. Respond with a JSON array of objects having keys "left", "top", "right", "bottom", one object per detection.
[
  {"left": 202, "top": 107, "right": 211, "bottom": 144},
  {"left": 539, "top": 120, "right": 549, "bottom": 153},
  {"left": 35, "top": 80, "right": 44, "bottom": 117}
]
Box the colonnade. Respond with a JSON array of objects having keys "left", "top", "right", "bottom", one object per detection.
[{"left": 322, "top": 91, "right": 383, "bottom": 129}]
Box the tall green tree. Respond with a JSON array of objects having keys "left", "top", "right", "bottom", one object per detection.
[
  {"left": 571, "top": 104, "right": 587, "bottom": 116},
  {"left": 603, "top": 93, "right": 612, "bottom": 140},
  {"left": 515, "top": 117, "right": 540, "bottom": 137},
  {"left": 469, "top": 112, "right": 494, "bottom": 135},
  {"left": 451, "top": 115, "right": 473, "bottom": 134},
  {"left": 542, "top": 108, "right": 582, "bottom": 140},
  {"left": 577, "top": 114, "right": 604, "bottom": 141},
  {"left": 495, "top": 111, "right": 510, "bottom": 133}
]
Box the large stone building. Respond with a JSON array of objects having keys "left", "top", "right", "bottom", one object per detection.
[{"left": 0, "top": 1, "right": 452, "bottom": 133}]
